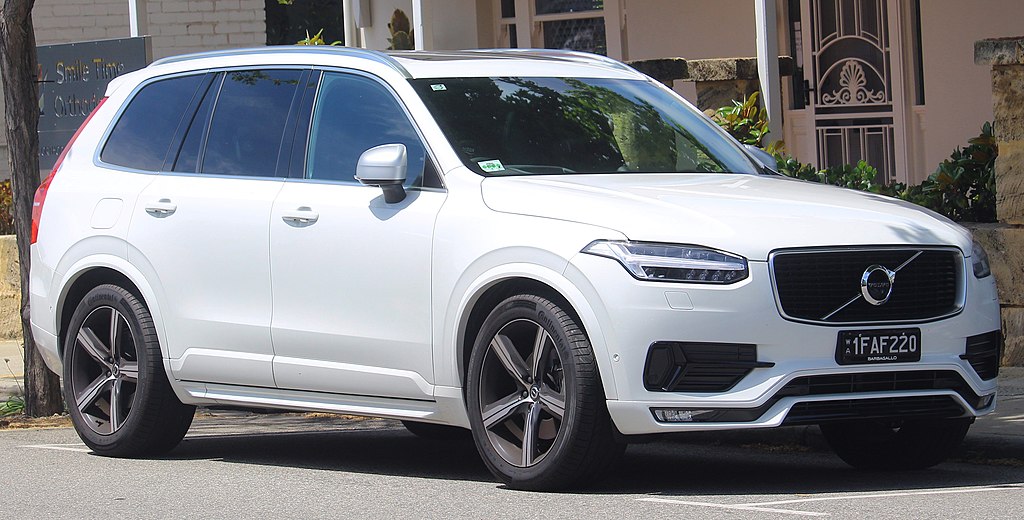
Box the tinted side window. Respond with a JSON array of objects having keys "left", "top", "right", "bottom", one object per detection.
[
  {"left": 307, "top": 73, "right": 426, "bottom": 186},
  {"left": 172, "top": 74, "right": 220, "bottom": 173},
  {"left": 202, "top": 70, "right": 302, "bottom": 177},
  {"left": 101, "top": 74, "right": 205, "bottom": 171}
]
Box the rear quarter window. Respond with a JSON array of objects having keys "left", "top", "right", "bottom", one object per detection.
[{"left": 100, "top": 74, "right": 205, "bottom": 171}]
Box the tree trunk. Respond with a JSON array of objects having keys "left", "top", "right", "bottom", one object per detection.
[{"left": 0, "top": 0, "right": 62, "bottom": 417}]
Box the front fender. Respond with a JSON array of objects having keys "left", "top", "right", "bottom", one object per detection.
[{"left": 439, "top": 257, "right": 621, "bottom": 401}]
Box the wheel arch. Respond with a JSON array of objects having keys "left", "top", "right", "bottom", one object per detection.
[
  {"left": 453, "top": 270, "right": 619, "bottom": 401},
  {"left": 55, "top": 257, "right": 165, "bottom": 363}
]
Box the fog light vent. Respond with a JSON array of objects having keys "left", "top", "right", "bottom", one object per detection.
[
  {"left": 652, "top": 408, "right": 718, "bottom": 422},
  {"left": 961, "top": 330, "right": 1002, "bottom": 381},
  {"left": 643, "top": 342, "right": 774, "bottom": 392}
]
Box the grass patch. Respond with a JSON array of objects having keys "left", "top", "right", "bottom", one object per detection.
[{"left": 1, "top": 395, "right": 24, "bottom": 417}]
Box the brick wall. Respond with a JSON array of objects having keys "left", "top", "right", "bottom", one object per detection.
[
  {"left": 33, "top": 0, "right": 130, "bottom": 44},
  {"left": 0, "top": 0, "right": 267, "bottom": 180},
  {"left": 31, "top": 0, "right": 266, "bottom": 56},
  {"left": 146, "top": 0, "right": 266, "bottom": 59}
]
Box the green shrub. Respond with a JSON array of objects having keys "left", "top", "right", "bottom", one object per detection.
[
  {"left": 915, "top": 122, "right": 997, "bottom": 222},
  {"left": 711, "top": 91, "right": 768, "bottom": 146},
  {"left": 709, "top": 92, "right": 783, "bottom": 155},
  {"left": 296, "top": 28, "right": 342, "bottom": 46},
  {"left": 711, "top": 94, "right": 997, "bottom": 222},
  {"left": 745, "top": 124, "right": 996, "bottom": 223}
]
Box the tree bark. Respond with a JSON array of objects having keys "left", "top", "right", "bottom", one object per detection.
[{"left": 0, "top": 0, "right": 62, "bottom": 416}]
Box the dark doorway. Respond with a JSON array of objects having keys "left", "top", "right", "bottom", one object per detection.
[{"left": 265, "top": 0, "right": 345, "bottom": 46}]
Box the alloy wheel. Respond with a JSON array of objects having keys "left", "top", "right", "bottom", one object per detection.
[
  {"left": 68, "top": 306, "right": 139, "bottom": 435},
  {"left": 478, "top": 318, "right": 567, "bottom": 467}
]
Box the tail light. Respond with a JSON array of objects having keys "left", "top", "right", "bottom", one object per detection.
[{"left": 31, "top": 97, "right": 107, "bottom": 244}]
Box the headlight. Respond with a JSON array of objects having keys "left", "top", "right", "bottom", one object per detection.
[
  {"left": 582, "top": 240, "right": 748, "bottom": 284},
  {"left": 972, "top": 240, "right": 991, "bottom": 278}
]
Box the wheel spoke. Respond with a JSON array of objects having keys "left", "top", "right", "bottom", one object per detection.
[
  {"left": 482, "top": 391, "right": 528, "bottom": 429},
  {"left": 530, "top": 326, "right": 550, "bottom": 378},
  {"left": 538, "top": 386, "right": 565, "bottom": 420},
  {"left": 489, "top": 335, "right": 530, "bottom": 388},
  {"left": 119, "top": 361, "right": 139, "bottom": 382},
  {"left": 77, "top": 327, "right": 112, "bottom": 368},
  {"left": 76, "top": 374, "right": 111, "bottom": 411},
  {"left": 109, "top": 378, "right": 122, "bottom": 431},
  {"left": 109, "top": 308, "right": 122, "bottom": 361},
  {"left": 521, "top": 403, "right": 541, "bottom": 466}
]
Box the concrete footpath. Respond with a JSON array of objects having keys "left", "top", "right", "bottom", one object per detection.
[
  {"left": 0, "top": 340, "right": 23, "bottom": 399},
  {"left": 2, "top": 337, "right": 1022, "bottom": 461}
]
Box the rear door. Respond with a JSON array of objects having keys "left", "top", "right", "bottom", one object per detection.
[{"left": 126, "top": 68, "right": 309, "bottom": 387}]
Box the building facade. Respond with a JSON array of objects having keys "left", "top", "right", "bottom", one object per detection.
[
  {"left": 1, "top": 0, "right": 1021, "bottom": 185},
  {"left": 391, "top": 0, "right": 1022, "bottom": 185}
]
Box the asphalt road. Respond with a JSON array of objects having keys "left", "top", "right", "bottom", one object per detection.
[{"left": 1, "top": 413, "right": 1022, "bottom": 519}]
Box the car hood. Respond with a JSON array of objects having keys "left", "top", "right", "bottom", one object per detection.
[{"left": 480, "top": 173, "right": 972, "bottom": 261}]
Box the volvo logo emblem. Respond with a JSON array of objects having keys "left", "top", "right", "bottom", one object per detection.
[{"left": 861, "top": 265, "right": 896, "bottom": 306}]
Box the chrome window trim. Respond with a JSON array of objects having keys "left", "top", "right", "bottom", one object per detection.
[{"left": 767, "top": 245, "right": 967, "bottom": 327}]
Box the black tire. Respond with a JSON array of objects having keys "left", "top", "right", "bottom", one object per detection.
[
  {"left": 820, "top": 417, "right": 972, "bottom": 470},
  {"left": 466, "top": 293, "right": 623, "bottom": 491},
  {"left": 62, "top": 284, "right": 195, "bottom": 457},
  {"left": 401, "top": 420, "right": 472, "bottom": 440}
]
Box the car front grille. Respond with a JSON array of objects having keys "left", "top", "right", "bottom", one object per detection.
[{"left": 771, "top": 248, "right": 963, "bottom": 324}]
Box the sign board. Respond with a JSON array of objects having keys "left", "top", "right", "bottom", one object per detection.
[{"left": 37, "top": 36, "right": 151, "bottom": 172}]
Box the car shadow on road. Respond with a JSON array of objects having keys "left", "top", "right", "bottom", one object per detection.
[
  {"left": 168, "top": 425, "right": 495, "bottom": 483},
  {"left": 160, "top": 417, "right": 1024, "bottom": 496},
  {"left": 594, "top": 437, "right": 1024, "bottom": 498}
]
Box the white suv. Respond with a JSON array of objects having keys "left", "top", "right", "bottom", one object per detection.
[{"left": 30, "top": 47, "right": 1001, "bottom": 490}]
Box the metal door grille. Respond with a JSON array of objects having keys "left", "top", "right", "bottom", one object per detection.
[{"left": 810, "top": 0, "right": 899, "bottom": 182}]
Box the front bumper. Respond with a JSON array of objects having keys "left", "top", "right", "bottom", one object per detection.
[{"left": 565, "top": 254, "right": 1002, "bottom": 435}]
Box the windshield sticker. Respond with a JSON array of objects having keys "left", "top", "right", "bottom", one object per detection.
[
  {"left": 430, "top": 83, "right": 447, "bottom": 91},
  {"left": 477, "top": 160, "right": 505, "bottom": 172}
]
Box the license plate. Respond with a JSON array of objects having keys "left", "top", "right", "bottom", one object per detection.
[{"left": 836, "top": 328, "right": 922, "bottom": 365}]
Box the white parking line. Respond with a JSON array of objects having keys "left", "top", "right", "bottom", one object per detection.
[
  {"left": 638, "top": 483, "right": 1024, "bottom": 517},
  {"left": 20, "top": 443, "right": 91, "bottom": 453},
  {"left": 744, "top": 483, "right": 1024, "bottom": 506},
  {"left": 638, "top": 497, "right": 828, "bottom": 517}
]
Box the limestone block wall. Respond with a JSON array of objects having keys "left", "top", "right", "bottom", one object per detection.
[
  {"left": 627, "top": 56, "right": 795, "bottom": 113},
  {"left": 0, "top": 236, "right": 22, "bottom": 340},
  {"left": 975, "top": 37, "right": 1024, "bottom": 366}
]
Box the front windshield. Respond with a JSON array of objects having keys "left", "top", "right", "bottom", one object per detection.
[{"left": 410, "top": 76, "right": 759, "bottom": 176}]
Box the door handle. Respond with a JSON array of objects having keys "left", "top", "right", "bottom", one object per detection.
[
  {"left": 145, "top": 199, "right": 177, "bottom": 217},
  {"left": 281, "top": 207, "right": 319, "bottom": 225}
]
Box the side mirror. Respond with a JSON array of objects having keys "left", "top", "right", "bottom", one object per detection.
[
  {"left": 744, "top": 144, "right": 778, "bottom": 171},
  {"left": 355, "top": 143, "right": 408, "bottom": 203}
]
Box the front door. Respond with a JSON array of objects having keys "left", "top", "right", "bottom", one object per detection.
[
  {"left": 269, "top": 71, "right": 445, "bottom": 401},
  {"left": 800, "top": 0, "right": 908, "bottom": 183}
]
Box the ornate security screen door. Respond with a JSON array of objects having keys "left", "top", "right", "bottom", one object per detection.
[{"left": 801, "top": 0, "right": 908, "bottom": 182}]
